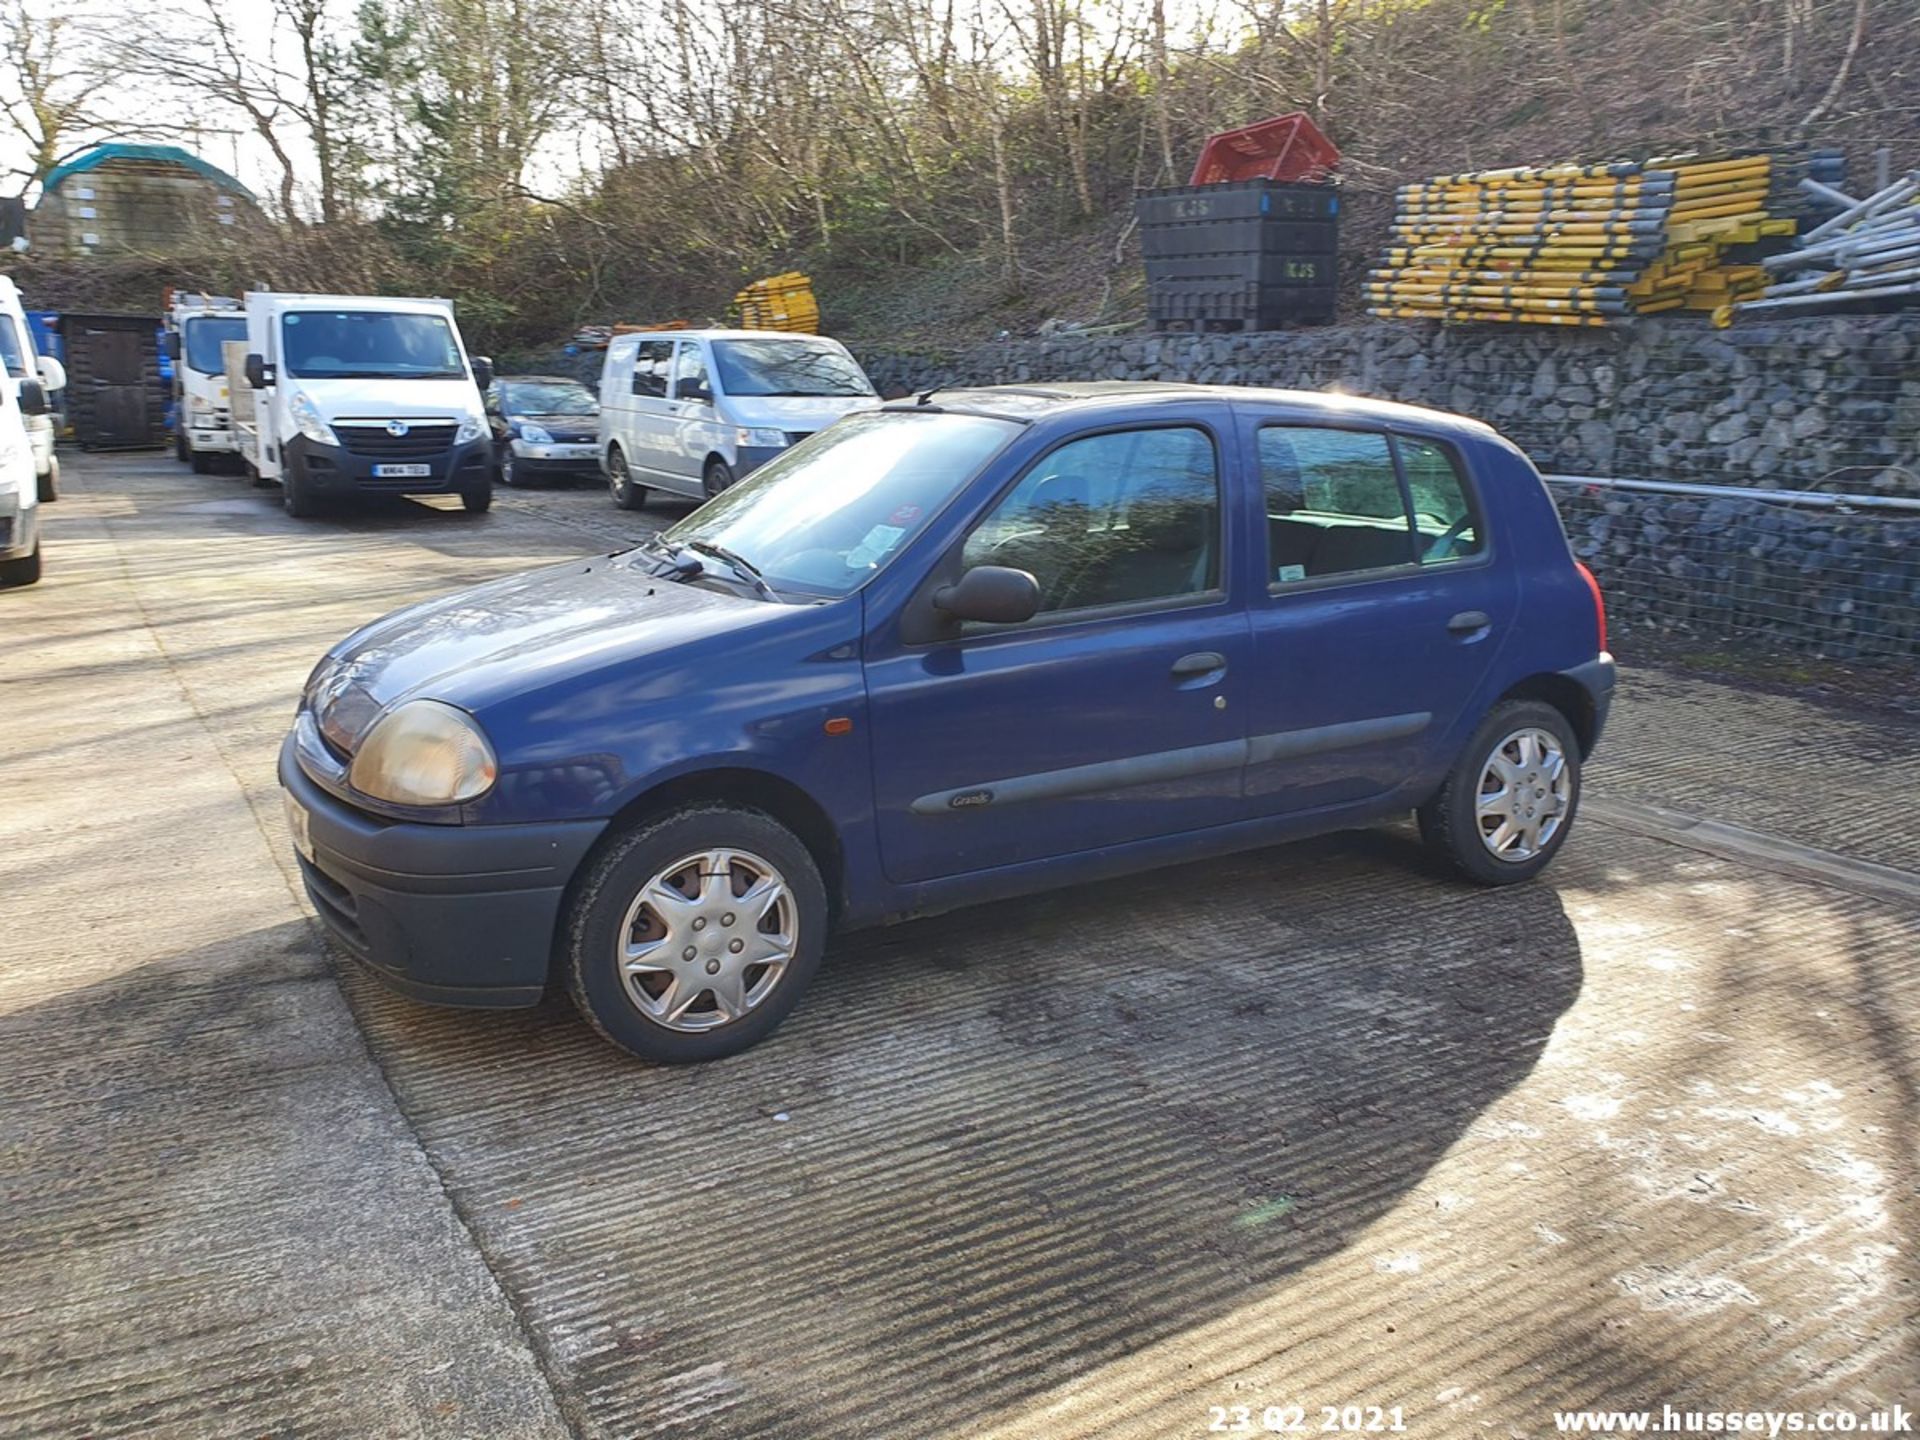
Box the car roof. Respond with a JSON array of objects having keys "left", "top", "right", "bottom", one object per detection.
[
  {"left": 882, "top": 381, "right": 1496, "bottom": 440},
  {"left": 616, "top": 329, "right": 848, "bottom": 344}
]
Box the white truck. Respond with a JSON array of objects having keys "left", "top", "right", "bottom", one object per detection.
[
  {"left": 0, "top": 275, "right": 67, "bottom": 504},
  {"left": 163, "top": 291, "right": 248, "bottom": 472},
  {"left": 231, "top": 292, "right": 494, "bottom": 518}
]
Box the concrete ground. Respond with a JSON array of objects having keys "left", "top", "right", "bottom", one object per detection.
[{"left": 2, "top": 451, "right": 1915, "bottom": 1440}]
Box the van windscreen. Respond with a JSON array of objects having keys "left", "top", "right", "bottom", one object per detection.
[
  {"left": 711, "top": 340, "right": 873, "bottom": 398},
  {"left": 184, "top": 317, "right": 248, "bottom": 376},
  {"left": 281, "top": 311, "right": 466, "bottom": 380}
]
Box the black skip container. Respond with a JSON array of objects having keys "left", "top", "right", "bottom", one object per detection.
[{"left": 1135, "top": 179, "right": 1341, "bottom": 331}]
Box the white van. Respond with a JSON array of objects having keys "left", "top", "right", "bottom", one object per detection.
[
  {"left": 0, "top": 366, "right": 49, "bottom": 586},
  {"left": 0, "top": 277, "right": 67, "bottom": 504},
  {"left": 163, "top": 292, "right": 248, "bottom": 472},
  {"left": 234, "top": 292, "right": 494, "bottom": 518},
  {"left": 597, "top": 329, "right": 876, "bottom": 508}
]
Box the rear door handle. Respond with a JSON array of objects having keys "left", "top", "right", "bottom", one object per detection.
[
  {"left": 1171, "top": 651, "right": 1228, "bottom": 680},
  {"left": 1447, "top": 610, "right": 1491, "bottom": 635}
]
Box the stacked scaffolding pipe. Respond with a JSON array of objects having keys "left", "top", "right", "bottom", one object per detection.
[
  {"left": 1721, "top": 171, "right": 1920, "bottom": 324},
  {"left": 1367, "top": 150, "right": 1800, "bottom": 326}
]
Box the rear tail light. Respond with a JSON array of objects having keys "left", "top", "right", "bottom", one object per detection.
[{"left": 1575, "top": 560, "right": 1608, "bottom": 654}]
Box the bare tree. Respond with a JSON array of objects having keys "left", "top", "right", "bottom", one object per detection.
[{"left": 0, "top": 1, "right": 134, "bottom": 197}]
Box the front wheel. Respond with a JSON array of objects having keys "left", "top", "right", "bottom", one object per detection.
[
  {"left": 0, "top": 540, "right": 42, "bottom": 587},
  {"left": 702, "top": 457, "right": 735, "bottom": 499},
  {"left": 36, "top": 456, "right": 58, "bottom": 503},
  {"left": 1417, "top": 700, "right": 1581, "bottom": 886},
  {"left": 564, "top": 804, "right": 828, "bottom": 1063},
  {"left": 174, "top": 429, "right": 190, "bottom": 465},
  {"left": 189, "top": 446, "right": 214, "bottom": 474},
  {"left": 607, "top": 446, "right": 647, "bottom": 510},
  {"left": 282, "top": 470, "right": 319, "bottom": 518},
  {"left": 461, "top": 483, "right": 493, "bottom": 514}
]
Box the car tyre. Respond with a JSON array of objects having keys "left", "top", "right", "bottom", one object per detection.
[
  {"left": 36, "top": 456, "right": 58, "bottom": 503},
  {"left": 1417, "top": 699, "right": 1582, "bottom": 886},
  {"left": 608, "top": 446, "right": 647, "bottom": 510},
  {"left": 282, "top": 470, "right": 319, "bottom": 518},
  {"left": 190, "top": 446, "right": 214, "bottom": 474},
  {"left": 702, "top": 457, "right": 735, "bottom": 499},
  {"left": 0, "top": 540, "right": 42, "bottom": 587},
  {"left": 565, "top": 803, "right": 828, "bottom": 1064},
  {"left": 461, "top": 483, "right": 493, "bottom": 514}
]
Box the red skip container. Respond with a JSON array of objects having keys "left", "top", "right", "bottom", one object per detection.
[{"left": 1190, "top": 112, "right": 1341, "bottom": 186}]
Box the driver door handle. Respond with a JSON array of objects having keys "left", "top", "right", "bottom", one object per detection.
[
  {"left": 1171, "top": 651, "right": 1228, "bottom": 680},
  {"left": 1447, "top": 610, "right": 1491, "bottom": 635}
]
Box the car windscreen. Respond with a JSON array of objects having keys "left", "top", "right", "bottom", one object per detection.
[
  {"left": 184, "top": 316, "right": 248, "bottom": 376},
  {"left": 501, "top": 381, "right": 596, "bottom": 415},
  {"left": 660, "top": 410, "right": 1016, "bottom": 597},
  {"left": 710, "top": 339, "right": 874, "bottom": 398},
  {"left": 281, "top": 311, "right": 467, "bottom": 380}
]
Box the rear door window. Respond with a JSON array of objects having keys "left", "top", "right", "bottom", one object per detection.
[
  {"left": 1397, "top": 436, "right": 1484, "bottom": 564},
  {"left": 1260, "top": 427, "right": 1414, "bottom": 584},
  {"left": 670, "top": 342, "right": 710, "bottom": 400}
]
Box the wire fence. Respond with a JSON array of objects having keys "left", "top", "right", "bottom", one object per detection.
[{"left": 1548, "top": 477, "right": 1920, "bottom": 663}]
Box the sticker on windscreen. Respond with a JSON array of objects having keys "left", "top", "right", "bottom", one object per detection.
[{"left": 845, "top": 524, "right": 907, "bottom": 570}]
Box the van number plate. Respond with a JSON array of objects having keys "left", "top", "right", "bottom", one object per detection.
[{"left": 373, "top": 463, "right": 432, "bottom": 478}]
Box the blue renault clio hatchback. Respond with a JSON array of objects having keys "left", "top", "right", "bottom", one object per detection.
[{"left": 282, "top": 383, "right": 1614, "bottom": 1062}]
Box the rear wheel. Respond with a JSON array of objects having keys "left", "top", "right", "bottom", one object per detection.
[
  {"left": 565, "top": 804, "right": 828, "bottom": 1063},
  {"left": 608, "top": 446, "right": 647, "bottom": 510},
  {"left": 1418, "top": 699, "right": 1581, "bottom": 886},
  {"left": 702, "top": 457, "right": 735, "bottom": 499},
  {"left": 0, "top": 541, "right": 42, "bottom": 587},
  {"left": 35, "top": 456, "right": 57, "bottom": 503}
]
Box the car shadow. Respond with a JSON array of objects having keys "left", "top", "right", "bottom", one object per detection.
[{"left": 330, "top": 822, "right": 1586, "bottom": 1438}]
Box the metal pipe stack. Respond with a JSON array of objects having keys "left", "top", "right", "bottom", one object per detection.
[
  {"left": 1366, "top": 150, "right": 1799, "bottom": 326},
  {"left": 1718, "top": 171, "right": 1920, "bottom": 326}
]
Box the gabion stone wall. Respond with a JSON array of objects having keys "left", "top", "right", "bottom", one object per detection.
[
  {"left": 856, "top": 315, "right": 1920, "bottom": 663},
  {"left": 856, "top": 314, "right": 1920, "bottom": 495}
]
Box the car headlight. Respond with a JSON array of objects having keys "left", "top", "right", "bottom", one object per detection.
[
  {"left": 348, "top": 699, "right": 497, "bottom": 807},
  {"left": 516, "top": 422, "right": 552, "bottom": 444},
  {"left": 288, "top": 391, "right": 335, "bottom": 446},
  {"left": 456, "top": 415, "right": 486, "bottom": 444},
  {"left": 735, "top": 426, "right": 788, "bottom": 449}
]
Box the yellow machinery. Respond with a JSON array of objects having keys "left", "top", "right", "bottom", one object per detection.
[{"left": 734, "top": 273, "right": 821, "bottom": 333}]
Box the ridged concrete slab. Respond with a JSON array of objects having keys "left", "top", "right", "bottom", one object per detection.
[
  {"left": 0, "top": 472, "right": 571, "bottom": 1439},
  {"left": 7, "top": 452, "right": 1917, "bottom": 1437}
]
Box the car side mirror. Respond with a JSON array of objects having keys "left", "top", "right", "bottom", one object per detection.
[
  {"left": 932, "top": 565, "right": 1041, "bottom": 626},
  {"left": 161, "top": 332, "right": 180, "bottom": 360},
  {"left": 17, "top": 379, "right": 47, "bottom": 416},
  {"left": 244, "top": 353, "right": 274, "bottom": 389},
  {"left": 471, "top": 355, "right": 493, "bottom": 390},
  {"left": 35, "top": 355, "right": 64, "bottom": 392},
  {"left": 678, "top": 383, "right": 711, "bottom": 404}
]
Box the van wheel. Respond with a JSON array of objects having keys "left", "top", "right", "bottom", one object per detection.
[
  {"left": 174, "top": 430, "right": 190, "bottom": 464},
  {"left": 36, "top": 457, "right": 58, "bottom": 503},
  {"left": 282, "top": 471, "right": 319, "bottom": 518},
  {"left": 1418, "top": 700, "right": 1581, "bottom": 886},
  {"left": 608, "top": 446, "right": 646, "bottom": 510},
  {"left": 0, "top": 540, "right": 42, "bottom": 587},
  {"left": 461, "top": 483, "right": 493, "bottom": 514},
  {"left": 565, "top": 804, "right": 828, "bottom": 1063},
  {"left": 190, "top": 446, "right": 214, "bottom": 474},
  {"left": 702, "top": 457, "right": 735, "bottom": 499}
]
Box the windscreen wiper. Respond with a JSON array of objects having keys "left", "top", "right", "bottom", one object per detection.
[{"left": 684, "top": 539, "right": 780, "bottom": 602}]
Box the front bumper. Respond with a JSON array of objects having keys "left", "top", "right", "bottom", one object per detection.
[
  {"left": 509, "top": 439, "right": 602, "bottom": 476},
  {"left": 0, "top": 492, "right": 37, "bottom": 560},
  {"left": 279, "top": 731, "right": 606, "bottom": 1007},
  {"left": 187, "top": 426, "right": 239, "bottom": 453},
  {"left": 287, "top": 433, "right": 494, "bottom": 497},
  {"left": 1561, "top": 651, "right": 1617, "bottom": 754}
]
